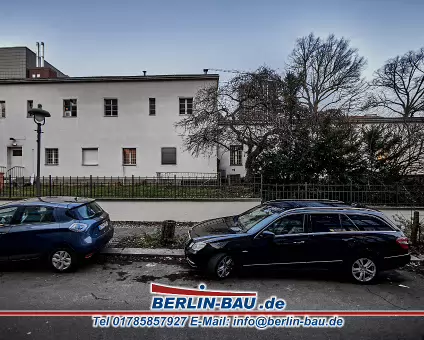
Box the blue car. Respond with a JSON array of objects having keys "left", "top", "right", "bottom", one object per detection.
[{"left": 0, "top": 197, "right": 114, "bottom": 272}]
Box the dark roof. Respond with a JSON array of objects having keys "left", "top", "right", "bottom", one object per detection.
[
  {"left": 265, "top": 200, "right": 350, "bottom": 209},
  {"left": 0, "top": 74, "right": 219, "bottom": 85}
]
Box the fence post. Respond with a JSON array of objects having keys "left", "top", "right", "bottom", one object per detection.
[
  {"left": 396, "top": 183, "right": 399, "bottom": 206},
  {"left": 350, "top": 181, "right": 353, "bottom": 204},
  {"left": 260, "top": 173, "right": 263, "bottom": 201},
  {"left": 90, "top": 175, "right": 93, "bottom": 197},
  {"left": 131, "top": 175, "right": 134, "bottom": 198},
  {"left": 411, "top": 211, "right": 419, "bottom": 245},
  {"left": 174, "top": 175, "right": 177, "bottom": 199},
  {"left": 8, "top": 174, "right": 12, "bottom": 199},
  {"left": 49, "top": 175, "right": 52, "bottom": 197},
  {"left": 304, "top": 183, "right": 307, "bottom": 199}
]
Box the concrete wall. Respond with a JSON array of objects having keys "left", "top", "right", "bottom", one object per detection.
[
  {"left": 0, "top": 199, "right": 261, "bottom": 222},
  {"left": 0, "top": 78, "right": 217, "bottom": 177},
  {"left": 0, "top": 199, "right": 422, "bottom": 223}
]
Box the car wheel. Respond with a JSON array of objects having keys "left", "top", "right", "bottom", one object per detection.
[
  {"left": 49, "top": 248, "right": 77, "bottom": 273},
  {"left": 207, "top": 253, "right": 235, "bottom": 279},
  {"left": 349, "top": 257, "right": 378, "bottom": 284}
]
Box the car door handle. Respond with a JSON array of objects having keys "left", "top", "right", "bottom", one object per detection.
[{"left": 292, "top": 241, "right": 305, "bottom": 244}]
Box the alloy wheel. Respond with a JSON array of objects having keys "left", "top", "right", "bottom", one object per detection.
[
  {"left": 216, "top": 256, "right": 234, "bottom": 278},
  {"left": 351, "top": 258, "right": 376, "bottom": 282},
  {"left": 51, "top": 250, "right": 72, "bottom": 271}
]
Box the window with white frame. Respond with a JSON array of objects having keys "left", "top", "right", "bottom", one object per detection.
[
  {"left": 63, "top": 99, "right": 77, "bottom": 117},
  {"left": 123, "top": 148, "right": 136, "bottom": 165},
  {"left": 0, "top": 101, "right": 5, "bottom": 118},
  {"left": 230, "top": 145, "right": 243, "bottom": 166},
  {"left": 82, "top": 148, "right": 99, "bottom": 166},
  {"left": 104, "top": 99, "right": 118, "bottom": 117},
  {"left": 179, "top": 98, "right": 193, "bottom": 115},
  {"left": 45, "top": 148, "right": 59, "bottom": 165},
  {"left": 149, "top": 98, "right": 156, "bottom": 115}
]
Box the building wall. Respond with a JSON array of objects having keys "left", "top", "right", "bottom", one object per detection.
[
  {"left": 0, "top": 47, "right": 27, "bottom": 79},
  {"left": 0, "top": 79, "right": 217, "bottom": 177}
]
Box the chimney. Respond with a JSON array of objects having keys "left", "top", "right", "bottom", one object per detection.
[
  {"left": 143, "top": 70, "right": 147, "bottom": 76},
  {"left": 41, "top": 42, "right": 45, "bottom": 67},
  {"left": 36, "top": 42, "right": 40, "bottom": 67},
  {"left": 203, "top": 69, "right": 209, "bottom": 74}
]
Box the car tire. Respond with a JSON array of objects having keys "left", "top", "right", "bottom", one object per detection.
[
  {"left": 207, "top": 253, "right": 235, "bottom": 279},
  {"left": 347, "top": 256, "right": 378, "bottom": 284},
  {"left": 49, "top": 248, "right": 77, "bottom": 273}
]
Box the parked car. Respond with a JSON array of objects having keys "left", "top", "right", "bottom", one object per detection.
[
  {"left": 185, "top": 200, "right": 410, "bottom": 283},
  {"left": 0, "top": 197, "right": 113, "bottom": 272}
]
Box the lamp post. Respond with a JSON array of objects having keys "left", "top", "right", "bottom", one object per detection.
[{"left": 28, "top": 104, "right": 50, "bottom": 197}]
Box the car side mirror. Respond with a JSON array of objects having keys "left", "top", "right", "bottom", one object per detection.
[{"left": 260, "top": 230, "right": 275, "bottom": 239}]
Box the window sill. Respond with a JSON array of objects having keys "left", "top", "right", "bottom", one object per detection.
[
  {"left": 161, "top": 164, "right": 177, "bottom": 166},
  {"left": 123, "top": 164, "right": 137, "bottom": 166},
  {"left": 230, "top": 164, "right": 243, "bottom": 167},
  {"left": 104, "top": 115, "right": 118, "bottom": 117},
  {"left": 82, "top": 164, "right": 99, "bottom": 166},
  {"left": 45, "top": 164, "right": 59, "bottom": 166},
  {"left": 63, "top": 116, "right": 77, "bottom": 118}
]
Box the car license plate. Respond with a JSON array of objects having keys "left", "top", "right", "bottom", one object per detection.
[{"left": 99, "top": 221, "right": 109, "bottom": 230}]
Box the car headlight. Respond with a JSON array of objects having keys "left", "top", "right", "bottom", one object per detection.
[
  {"left": 69, "top": 223, "right": 89, "bottom": 232},
  {"left": 190, "top": 241, "right": 207, "bottom": 252}
]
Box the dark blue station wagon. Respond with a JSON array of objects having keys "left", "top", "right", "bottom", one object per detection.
[{"left": 0, "top": 197, "right": 113, "bottom": 272}]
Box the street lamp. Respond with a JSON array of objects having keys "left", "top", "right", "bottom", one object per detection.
[{"left": 28, "top": 104, "right": 50, "bottom": 197}]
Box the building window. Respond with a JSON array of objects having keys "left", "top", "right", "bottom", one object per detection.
[
  {"left": 45, "top": 148, "right": 59, "bottom": 165},
  {"left": 149, "top": 98, "right": 156, "bottom": 115},
  {"left": 230, "top": 145, "right": 243, "bottom": 166},
  {"left": 179, "top": 98, "right": 193, "bottom": 115},
  {"left": 123, "top": 148, "right": 136, "bottom": 166},
  {"left": 27, "top": 100, "right": 33, "bottom": 118},
  {"left": 0, "top": 101, "right": 5, "bottom": 118},
  {"left": 63, "top": 99, "right": 77, "bottom": 117},
  {"left": 104, "top": 99, "right": 118, "bottom": 117},
  {"left": 82, "top": 148, "right": 99, "bottom": 166},
  {"left": 161, "top": 147, "right": 177, "bottom": 165}
]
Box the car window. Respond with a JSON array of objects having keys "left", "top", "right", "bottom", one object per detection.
[
  {"left": 18, "top": 206, "right": 56, "bottom": 225},
  {"left": 0, "top": 207, "right": 18, "bottom": 225},
  {"left": 70, "top": 202, "right": 103, "bottom": 220},
  {"left": 347, "top": 214, "right": 394, "bottom": 231},
  {"left": 340, "top": 214, "right": 360, "bottom": 231},
  {"left": 237, "top": 205, "right": 283, "bottom": 232},
  {"left": 266, "top": 214, "right": 304, "bottom": 235},
  {"left": 310, "top": 214, "right": 341, "bottom": 233}
]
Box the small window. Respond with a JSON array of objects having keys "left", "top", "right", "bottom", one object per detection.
[
  {"left": 310, "top": 214, "right": 341, "bottom": 233},
  {"left": 230, "top": 145, "right": 243, "bottom": 166},
  {"left": 347, "top": 214, "right": 394, "bottom": 231},
  {"left": 340, "top": 215, "right": 360, "bottom": 231},
  {"left": 63, "top": 99, "right": 77, "bottom": 117},
  {"left": 179, "top": 98, "right": 193, "bottom": 115},
  {"left": 161, "top": 147, "right": 177, "bottom": 165},
  {"left": 266, "top": 214, "right": 304, "bottom": 236},
  {"left": 82, "top": 148, "right": 99, "bottom": 166},
  {"left": 0, "top": 206, "right": 18, "bottom": 225},
  {"left": 149, "top": 98, "right": 156, "bottom": 115},
  {"left": 27, "top": 100, "right": 33, "bottom": 117},
  {"left": 104, "top": 99, "right": 118, "bottom": 117},
  {"left": 123, "top": 148, "right": 136, "bottom": 165},
  {"left": 0, "top": 101, "right": 5, "bottom": 118},
  {"left": 45, "top": 148, "right": 59, "bottom": 165},
  {"left": 12, "top": 149, "right": 22, "bottom": 157},
  {"left": 18, "top": 206, "right": 55, "bottom": 225}
]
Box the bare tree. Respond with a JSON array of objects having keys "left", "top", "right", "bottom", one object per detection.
[
  {"left": 365, "top": 48, "right": 424, "bottom": 117},
  {"left": 175, "top": 67, "right": 290, "bottom": 180},
  {"left": 289, "top": 33, "right": 367, "bottom": 115}
]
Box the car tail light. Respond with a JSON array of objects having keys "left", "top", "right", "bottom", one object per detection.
[{"left": 396, "top": 237, "right": 409, "bottom": 250}]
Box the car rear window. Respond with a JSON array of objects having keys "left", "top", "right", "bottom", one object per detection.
[
  {"left": 346, "top": 214, "right": 394, "bottom": 231},
  {"left": 68, "top": 201, "right": 103, "bottom": 220}
]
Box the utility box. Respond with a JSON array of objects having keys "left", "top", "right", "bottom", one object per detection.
[{"left": 0, "top": 172, "right": 4, "bottom": 191}]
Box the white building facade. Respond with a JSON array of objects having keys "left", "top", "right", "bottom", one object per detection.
[{"left": 0, "top": 75, "right": 218, "bottom": 178}]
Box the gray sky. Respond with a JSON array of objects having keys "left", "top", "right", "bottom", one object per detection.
[{"left": 1, "top": 0, "right": 423, "bottom": 80}]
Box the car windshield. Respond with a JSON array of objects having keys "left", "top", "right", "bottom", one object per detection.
[
  {"left": 70, "top": 201, "right": 103, "bottom": 219},
  {"left": 237, "top": 205, "right": 283, "bottom": 232}
]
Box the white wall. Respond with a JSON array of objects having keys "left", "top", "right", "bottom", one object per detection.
[{"left": 0, "top": 78, "right": 217, "bottom": 177}]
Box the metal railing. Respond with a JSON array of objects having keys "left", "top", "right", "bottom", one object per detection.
[{"left": 0, "top": 175, "right": 423, "bottom": 206}]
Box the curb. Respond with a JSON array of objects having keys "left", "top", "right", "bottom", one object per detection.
[{"left": 101, "top": 247, "right": 184, "bottom": 258}]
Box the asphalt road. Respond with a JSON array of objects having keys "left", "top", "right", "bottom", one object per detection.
[{"left": 0, "top": 256, "right": 423, "bottom": 340}]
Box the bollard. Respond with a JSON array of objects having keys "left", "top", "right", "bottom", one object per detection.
[{"left": 161, "top": 220, "right": 176, "bottom": 245}]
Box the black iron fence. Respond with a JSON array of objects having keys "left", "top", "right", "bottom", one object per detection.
[{"left": 0, "top": 175, "right": 423, "bottom": 207}]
